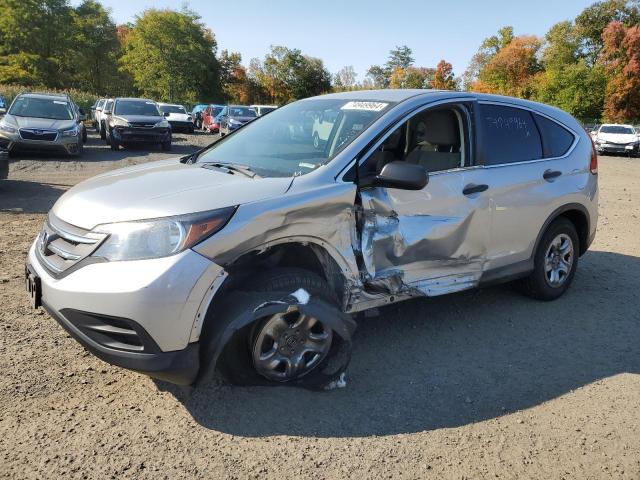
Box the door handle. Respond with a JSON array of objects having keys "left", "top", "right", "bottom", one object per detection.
[
  {"left": 463, "top": 183, "right": 489, "bottom": 195},
  {"left": 543, "top": 169, "right": 562, "bottom": 181}
]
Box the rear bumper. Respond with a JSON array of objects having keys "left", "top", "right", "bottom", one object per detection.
[{"left": 43, "top": 302, "right": 200, "bottom": 385}]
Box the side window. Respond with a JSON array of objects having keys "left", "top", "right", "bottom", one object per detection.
[
  {"left": 534, "top": 114, "right": 575, "bottom": 158},
  {"left": 480, "top": 104, "right": 542, "bottom": 165},
  {"left": 358, "top": 105, "right": 467, "bottom": 179}
]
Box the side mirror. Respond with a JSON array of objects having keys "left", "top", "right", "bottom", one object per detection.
[
  {"left": 374, "top": 161, "right": 428, "bottom": 190},
  {"left": 163, "top": 111, "right": 170, "bottom": 117},
  {"left": 103, "top": 110, "right": 112, "bottom": 115}
]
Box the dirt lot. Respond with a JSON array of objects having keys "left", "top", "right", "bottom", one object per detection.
[{"left": 1, "top": 131, "right": 639, "bottom": 479}]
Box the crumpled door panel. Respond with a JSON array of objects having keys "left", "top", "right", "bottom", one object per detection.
[{"left": 359, "top": 174, "right": 491, "bottom": 296}]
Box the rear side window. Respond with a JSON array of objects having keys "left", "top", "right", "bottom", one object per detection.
[
  {"left": 480, "top": 104, "right": 542, "bottom": 165},
  {"left": 534, "top": 114, "right": 575, "bottom": 158}
]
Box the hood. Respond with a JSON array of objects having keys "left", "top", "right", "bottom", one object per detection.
[
  {"left": 52, "top": 159, "right": 293, "bottom": 230},
  {"left": 597, "top": 132, "right": 638, "bottom": 144},
  {"left": 5, "top": 114, "right": 75, "bottom": 130}
]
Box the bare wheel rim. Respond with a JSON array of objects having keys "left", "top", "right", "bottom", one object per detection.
[
  {"left": 252, "top": 309, "right": 333, "bottom": 382},
  {"left": 544, "top": 233, "right": 574, "bottom": 287}
]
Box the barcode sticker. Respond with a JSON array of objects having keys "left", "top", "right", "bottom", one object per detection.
[{"left": 341, "top": 101, "right": 388, "bottom": 112}]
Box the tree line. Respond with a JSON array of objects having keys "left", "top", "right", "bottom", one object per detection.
[{"left": 0, "top": 0, "right": 638, "bottom": 122}]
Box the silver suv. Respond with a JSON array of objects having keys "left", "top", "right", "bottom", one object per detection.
[
  {"left": 0, "top": 93, "right": 84, "bottom": 156},
  {"left": 26, "top": 90, "right": 598, "bottom": 387}
]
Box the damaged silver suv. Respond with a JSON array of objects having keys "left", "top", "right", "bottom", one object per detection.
[{"left": 26, "top": 90, "right": 598, "bottom": 387}]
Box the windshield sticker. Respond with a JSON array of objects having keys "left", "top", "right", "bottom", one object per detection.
[
  {"left": 145, "top": 101, "right": 155, "bottom": 105},
  {"left": 53, "top": 100, "right": 68, "bottom": 105},
  {"left": 298, "top": 162, "right": 316, "bottom": 170},
  {"left": 341, "top": 101, "right": 388, "bottom": 112}
]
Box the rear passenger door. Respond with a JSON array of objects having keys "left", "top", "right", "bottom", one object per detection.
[{"left": 477, "top": 102, "right": 578, "bottom": 272}]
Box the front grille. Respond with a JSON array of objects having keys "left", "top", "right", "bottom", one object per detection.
[
  {"left": 128, "top": 122, "right": 156, "bottom": 128},
  {"left": 19, "top": 129, "right": 58, "bottom": 141},
  {"left": 36, "top": 214, "right": 106, "bottom": 274}
]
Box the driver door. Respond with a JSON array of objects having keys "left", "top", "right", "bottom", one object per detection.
[{"left": 358, "top": 102, "right": 492, "bottom": 296}]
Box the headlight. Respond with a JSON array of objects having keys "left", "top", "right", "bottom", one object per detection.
[
  {"left": 61, "top": 125, "right": 79, "bottom": 137},
  {"left": 112, "top": 116, "right": 130, "bottom": 128},
  {"left": 91, "top": 207, "right": 235, "bottom": 261},
  {"left": 155, "top": 119, "right": 170, "bottom": 128},
  {"left": 0, "top": 122, "right": 17, "bottom": 134}
]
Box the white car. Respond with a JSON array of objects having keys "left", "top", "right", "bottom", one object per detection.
[
  {"left": 311, "top": 109, "right": 339, "bottom": 149},
  {"left": 593, "top": 124, "right": 639, "bottom": 156},
  {"left": 158, "top": 103, "right": 194, "bottom": 133},
  {"left": 250, "top": 105, "right": 277, "bottom": 117}
]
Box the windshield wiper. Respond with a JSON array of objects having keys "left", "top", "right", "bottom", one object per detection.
[{"left": 201, "top": 162, "right": 260, "bottom": 178}]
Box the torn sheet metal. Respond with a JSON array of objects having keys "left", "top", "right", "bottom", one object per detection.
[
  {"left": 197, "top": 290, "right": 356, "bottom": 389},
  {"left": 193, "top": 183, "right": 361, "bottom": 286}
]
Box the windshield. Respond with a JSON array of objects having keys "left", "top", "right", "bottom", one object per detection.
[
  {"left": 260, "top": 107, "right": 276, "bottom": 115},
  {"left": 227, "top": 106, "right": 257, "bottom": 118},
  {"left": 160, "top": 105, "right": 186, "bottom": 114},
  {"left": 196, "top": 98, "right": 393, "bottom": 177},
  {"left": 114, "top": 100, "right": 160, "bottom": 116},
  {"left": 192, "top": 104, "right": 207, "bottom": 113},
  {"left": 211, "top": 107, "right": 223, "bottom": 117},
  {"left": 600, "top": 125, "right": 636, "bottom": 135},
  {"left": 9, "top": 96, "right": 74, "bottom": 120}
]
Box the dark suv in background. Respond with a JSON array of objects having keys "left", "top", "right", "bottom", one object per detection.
[{"left": 105, "top": 98, "right": 172, "bottom": 151}]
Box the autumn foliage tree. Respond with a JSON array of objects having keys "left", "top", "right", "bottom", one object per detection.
[
  {"left": 601, "top": 21, "right": 640, "bottom": 122},
  {"left": 432, "top": 60, "right": 458, "bottom": 90}
]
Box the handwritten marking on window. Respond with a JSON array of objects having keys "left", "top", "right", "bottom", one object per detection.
[{"left": 485, "top": 116, "right": 531, "bottom": 137}]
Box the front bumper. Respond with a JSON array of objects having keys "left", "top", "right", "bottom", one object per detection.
[
  {"left": 0, "top": 132, "right": 80, "bottom": 154},
  {"left": 28, "top": 241, "right": 225, "bottom": 384},
  {"left": 168, "top": 121, "right": 193, "bottom": 131},
  {"left": 112, "top": 127, "right": 171, "bottom": 144},
  {"left": 0, "top": 153, "right": 7, "bottom": 179},
  {"left": 596, "top": 143, "right": 639, "bottom": 155}
]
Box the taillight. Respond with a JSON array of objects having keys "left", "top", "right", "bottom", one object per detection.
[{"left": 589, "top": 136, "right": 598, "bottom": 175}]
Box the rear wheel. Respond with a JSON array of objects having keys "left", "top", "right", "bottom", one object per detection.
[{"left": 519, "top": 217, "right": 579, "bottom": 301}]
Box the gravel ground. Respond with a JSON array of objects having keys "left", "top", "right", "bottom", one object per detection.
[{"left": 0, "top": 132, "right": 639, "bottom": 479}]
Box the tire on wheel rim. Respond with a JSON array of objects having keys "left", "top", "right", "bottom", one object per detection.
[
  {"left": 519, "top": 217, "right": 579, "bottom": 301},
  {"left": 251, "top": 308, "right": 333, "bottom": 382}
]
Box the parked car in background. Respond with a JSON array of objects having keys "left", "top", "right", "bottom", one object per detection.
[
  {"left": 96, "top": 98, "right": 113, "bottom": 140},
  {"left": 158, "top": 103, "right": 194, "bottom": 133},
  {"left": 0, "top": 95, "right": 7, "bottom": 115},
  {"left": 250, "top": 104, "right": 277, "bottom": 116},
  {"left": 312, "top": 108, "right": 339, "bottom": 148},
  {"left": 593, "top": 124, "right": 639, "bottom": 156},
  {"left": 105, "top": 97, "right": 171, "bottom": 151},
  {"left": 70, "top": 102, "right": 88, "bottom": 144},
  {"left": 202, "top": 104, "right": 224, "bottom": 133},
  {"left": 190, "top": 104, "right": 209, "bottom": 129},
  {"left": 91, "top": 98, "right": 104, "bottom": 127},
  {"left": 25, "top": 90, "right": 598, "bottom": 387},
  {"left": 218, "top": 105, "right": 257, "bottom": 136},
  {"left": 0, "top": 92, "right": 84, "bottom": 157}
]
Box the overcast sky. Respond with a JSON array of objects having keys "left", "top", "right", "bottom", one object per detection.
[{"left": 85, "top": 0, "right": 595, "bottom": 79}]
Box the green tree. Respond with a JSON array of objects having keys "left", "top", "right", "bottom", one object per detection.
[
  {"left": 71, "top": 0, "right": 121, "bottom": 94},
  {"left": 367, "top": 45, "right": 414, "bottom": 88},
  {"left": 333, "top": 65, "right": 357, "bottom": 90},
  {"left": 0, "top": 0, "right": 74, "bottom": 86},
  {"left": 120, "top": 8, "right": 221, "bottom": 104},
  {"left": 252, "top": 46, "right": 331, "bottom": 104},
  {"left": 575, "top": 0, "right": 640, "bottom": 65},
  {"left": 541, "top": 21, "right": 581, "bottom": 68},
  {"left": 463, "top": 26, "right": 514, "bottom": 90},
  {"left": 534, "top": 61, "right": 607, "bottom": 122}
]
